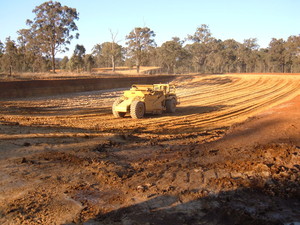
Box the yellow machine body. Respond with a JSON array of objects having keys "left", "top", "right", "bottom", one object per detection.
[{"left": 112, "top": 84, "right": 179, "bottom": 119}]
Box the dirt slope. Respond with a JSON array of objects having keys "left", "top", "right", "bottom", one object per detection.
[{"left": 0, "top": 74, "right": 299, "bottom": 224}]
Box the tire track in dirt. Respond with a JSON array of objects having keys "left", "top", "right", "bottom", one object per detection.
[
  {"left": 151, "top": 78, "right": 299, "bottom": 132},
  {"left": 1, "top": 74, "right": 300, "bottom": 225},
  {"left": 109, "top": 76, "right": 259, "bottom": 128},
  {"left": 184, "top": 78, "right": 292, "bottom": 121},
  {"left": 1, "top": 74, "right": 300, "bottom": 138},
  {"left": 191, "top": 77, "right": 282, "bottom": 106},
  {"left": 178, "top": 76, "right": 262, "bottom": 103},
  {"left": 94, "top": 75, "right": 300, "bottom": 135}
]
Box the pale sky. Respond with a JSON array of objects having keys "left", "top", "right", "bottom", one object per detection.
[{"left": 1, "top": 0, "right": 299, "bottom": 57}]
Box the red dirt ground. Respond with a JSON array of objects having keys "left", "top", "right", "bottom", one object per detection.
[{"left": 0, "top": 74, "right": 299, "bottom": 224}]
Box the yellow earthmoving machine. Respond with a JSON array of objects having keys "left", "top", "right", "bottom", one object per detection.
[{"left": 112, "top": 84, "right": 179, "bottom": 119}]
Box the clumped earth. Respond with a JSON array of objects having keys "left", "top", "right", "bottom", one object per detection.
[{"left": 0, "top": 74, "right": 299, "bottom": 224}]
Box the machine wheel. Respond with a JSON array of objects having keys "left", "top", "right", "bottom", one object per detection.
[
  {"left": 130, "top": 101, "right": 145, "bottom": 119},
  {"left": 166, "top": 98, "right": 176, "bottom": 113},
  {"left": 112, "top": 98, "right": 126, "bottom": 118}
]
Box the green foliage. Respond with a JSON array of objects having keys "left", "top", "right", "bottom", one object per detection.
[
  {"left": 25, "top": 1, "right": 79, "bottom": 73},
  {"left": 126, "top": 27, "right": 156, "bottom": 73},
  {"left": 1, "top": 38, "right": 18, "bottom": 75},
  {"left": 180, "top": 26, "right": 300, "bottom": 74},
  {"left": 84, "top": 54, "right": 95, "bottom": 73},
  {"left": 158, "top": 38, "right": 187, "bottom": 74},
  {"left": 16, "top": 29, "right": 50, "bottom": 72},
  {"left": 268, "top": 38, "right": 286, "bottom": 73},
  {"left": 92, "top": 42, "right": 123, "bottom": 69},
  {"left": 60, "top": 56, "right": 69, "bottom": 70},
  {"left": 1, "top": 7, "right": 300, "bottom": 77},
  {"left": 286, "top": 35, "right": 300, "bottom": 72},
  {"left": 69, "top": 44, "right": 85, "bottom": 72},
  {"left": 188, "top": 24, "right": 213, "bottom": 44}
]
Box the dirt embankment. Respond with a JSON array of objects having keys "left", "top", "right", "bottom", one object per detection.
[
  {"left": 0, "top": 75, "right": 175, "bottom": 98},
  {"left": 0, "top": 74, "right": 299, "bottom": 224}
]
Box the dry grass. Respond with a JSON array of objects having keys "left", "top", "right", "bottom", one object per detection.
[
  {"left": 0, "top": 66, "right": 162, "bottom": 81},
  {"left": 2, "top": 70, "right": 300, "bottom": 81},
  {"left": 92, "top": 66, "right": 161, "bottom": 75}
]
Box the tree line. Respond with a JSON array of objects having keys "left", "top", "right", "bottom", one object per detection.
[{"left": 1, "top": 1, "right": 300, "bottom": 75}]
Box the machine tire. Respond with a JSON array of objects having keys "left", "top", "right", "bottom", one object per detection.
[
  {"left": 130, "top": 101, "right": 145, "bottom": 119},
  {"left": 166, "top": 98, "right": 176, "bottom": 113},
  {"left": 112, "top": 98, "right": 126, "bottom": 118}
]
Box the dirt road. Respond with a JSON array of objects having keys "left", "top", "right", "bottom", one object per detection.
[{"left": 0, "top": 74, "right": 299, "bottom": 224}]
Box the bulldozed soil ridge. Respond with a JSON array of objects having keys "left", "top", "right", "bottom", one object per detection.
[{"left": 0, "top": 75, "right": 175, "bottom": 99}]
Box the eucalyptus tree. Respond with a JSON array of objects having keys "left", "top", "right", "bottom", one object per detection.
[
  {"left": 220, "top": 39, "right": 239, "bottom": 73},
  {"left": 69, "top": 44, "right": 85, "bottom": 72},
  {"left": 84, "top": 54, "right": 95, "bottom": 73},
  {"left": 109, "top": 30, "right": 122, "bottom": 72},
  {"left": 101, "top": 42, "right": 123, "bottom": 68},
  {"left": 92, "top": 44, "right": 103, "bottom": 67},
  {"left": 2, "top": 37, "right": 18, "bottom": 75},
  {"left": 126, "top": 27, "right": 156, "bottom": 73},
  {"left": 25, "top": 1, "right": 79, "bottom": 73},
  {"left": 285, "top": 35, "right": 300, "bottom": 72},
  {"left": 268, "top": 38, "right": 286, "bottom": 73},
  {"left": 60, "top": 56, "right": 69, "bottom": 70},
  {"left": 242, "top": 38, "right": 259, "bottom": 72},
  {"left": 188, "top": 24, "right": 212, "bottom": 44},
  {"left": 17, "top": 28, "right": 46, "bottom": 72},
  {"left": 256, "top": 48, "right": 269, "bottom": 73},
  {"left": 92, "top": 42, "right": 123, "bottom": 68},
  {"left": 18, "top": 29, "right": 36, "bottom": 72},
  {"left": 187, "top": 24, "right": 214, "bottom": 73},
  {"left": 159, "top": 37, "right": 187, "bottom": 74}
]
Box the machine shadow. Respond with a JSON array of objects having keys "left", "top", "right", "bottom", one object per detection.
[
  {"left": 138, "top": 105, "right": 228, "bottom": 119},
  {"left": 0, "top": 105, "right": 112, "bottom": 116}
]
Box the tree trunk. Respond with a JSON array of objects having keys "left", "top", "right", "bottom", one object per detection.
[
  {"left": 52, "top": 57, "right": 56, "bottom": 73},
  {"left": 112, "top": 55, "right": 115, "bottom": 72},
  {"left": 136, "top": 57, "right": 140, "bottom": 73},
  {"left": 51, "top": 46, "right": 56, "bottom": 73}
]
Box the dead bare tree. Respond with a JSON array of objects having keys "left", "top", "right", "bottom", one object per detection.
[{"left": 110, "top": 29, "right": 119, "bottom": 72}]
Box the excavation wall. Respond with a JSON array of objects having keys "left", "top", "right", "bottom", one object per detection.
[{"left": 0, "top": 76, "right": 175, "bottom": 99}]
